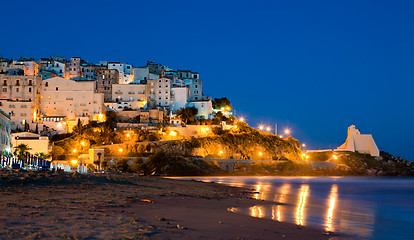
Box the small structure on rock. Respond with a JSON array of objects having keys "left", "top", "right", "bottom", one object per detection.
[{"left": 336, "top": 125, "right": 379, "bottom": 156}]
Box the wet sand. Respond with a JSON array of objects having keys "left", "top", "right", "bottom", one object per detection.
[{"left": 0, "top": 170, "right": 340, "bottom": 239}]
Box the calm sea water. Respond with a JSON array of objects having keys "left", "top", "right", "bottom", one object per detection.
[{"left": 177, "top": 176, "right": 414, "bottom": 240}]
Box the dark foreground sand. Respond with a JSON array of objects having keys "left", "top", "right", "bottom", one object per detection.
[{"left": 0, "top": 170, "right": 342, "bottom": 239}]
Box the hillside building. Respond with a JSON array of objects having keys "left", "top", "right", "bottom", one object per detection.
[
  {"left": 336, "top": 125, "right": 380, "bottom": 157},
  {"left": 0, "top": 109, "right": 11, "bottom": 155}
]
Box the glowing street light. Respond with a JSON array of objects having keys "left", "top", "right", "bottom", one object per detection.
[
  {"left": 219, "top": 150, "right": 223, "bottom": 155},
  {"left": 258, "top": 152, "right": 263, "bottom": 156},
  {"left": 71, "top": 159, "right": 78, "bottom": 165},
  {"left": 302, "top": 143, "right": 306, "bottom": 148},
  {"left": 119, "top": 148, "right": 123, "bottom": 153},
  {"left": 333, "top": 155, "right": 338, "bottom": 160},
  {"left": 80, "top": 141, "right": 86, "bottom": 146},
  {"left": 305, "top": 155, "right": 309, "bottom": 160},
  {"left": 239, "top": 117, "right": 244, "bottom": 122},
  {"left": 73, "top": 149, "right": 77, "bottom": 153},
  {"left": 266, "top": 127, "right": 271, "bottom": 132},
  {"left": 259, "top": 125, "right": 264, "bottom": 130},
  {"left": 126, "top": 133, "right": 130, "bottom": 138},
  {"left": 284, "top": 129, "right": 291, "bottom": 135}
]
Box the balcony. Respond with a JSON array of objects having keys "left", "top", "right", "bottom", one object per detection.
[{"left": 115, "top": 91, "right": 122, "bottom": 94}]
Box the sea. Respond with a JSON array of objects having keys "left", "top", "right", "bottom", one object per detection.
[{"left": 177, "top": 176, "right": 414, "bottom": 240}]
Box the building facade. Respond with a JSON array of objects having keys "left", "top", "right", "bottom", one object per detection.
[
  {"left": 97, "top": 69, "right": 119, "bottom": 102},
  {"left": 39, "top": 77, "right": 104, "bottom": 120},
  {"left": 0, "top": 109, "right": 11, "bottom": 155}
]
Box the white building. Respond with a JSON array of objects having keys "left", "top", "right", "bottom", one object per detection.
[
  {"left": 111, "top": 83, "right": 147, "bottom": 110},
  {"left": 12, "top": 60, "right": 39, "bottom": 76},
  {"left": 39, "top": 77, "right": 105, "bottom": 120},
  {"left": 108, "top": 62, "right": 134, "bottom": 84},
  {"left": 11, "top": 132, "right": 50, "bottom": 156},
  {"left": 45, "top": 61, "right": 67, "bottom": 78},
  {"left": 134, "top": 66, "right": 159, "bottom": 83},
  {"left": 0, "top": 109, "right": 11, "bottom": 155},
  {"left": 170, "top": 87, "right": 189, "bottom": 113},
  {"left": 336, "top": 125, "right": 380, "bottom": 157},
  {"left": 0, "top": 75, "right": 41, "bottom": 102},
  {"left": 0, "top": 99, "right": 34, "bottom": 130},
  {"left": 186, "top": 100, "right": 213, "bottom": 119},
  {"left": 155, "top": 78, "right": 171, "bottom": 108}
]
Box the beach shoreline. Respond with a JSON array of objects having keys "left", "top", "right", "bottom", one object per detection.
[{"left": 0, "top": 170, "right": 342, "bottom": 239}]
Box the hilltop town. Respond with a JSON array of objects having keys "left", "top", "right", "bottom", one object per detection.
[
  {"left": 0, "top": 56, "right": 412, "bottom": 176},
  {"left": 0, "top": 56, "right": 256, "bottom": 172}
]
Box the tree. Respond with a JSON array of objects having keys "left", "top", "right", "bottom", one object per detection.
[
  {"left": 176, "top": 107, "right": 198, "bottom": 124},
  {"left": 35, "top": 152, "right": 51, "bottom": 161},
  {"left": 73, "top": 119, "right": 84, "bottom": 134},
  {"left": 212, "top": 97, "right": 232, "bottom": 111},
  {"left": 13, "top": 144, "right": 31, "bottom": 160}
]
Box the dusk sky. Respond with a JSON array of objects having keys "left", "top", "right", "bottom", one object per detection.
[{"left": 2, "top": 0, "right": 413, "bottom": 160}]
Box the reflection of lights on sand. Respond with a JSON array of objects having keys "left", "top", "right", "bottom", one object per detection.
[
  {"left": 296, "top": 185, "right": 309, "bottom": 226},
  {"left": 254, "top": 184, "right": 262, "bottom": 200},
  {"left": 272, "top": 205, "right": 281, "bottom": 221},
  {"left": 250, "top": 205, "right": 264, "bottom": 218},
  {"left": 326, "top": 184, "right": 338, "bottom": 232},
  {"left": 272, "top": 184, "right": 291, "bottom": 222}
]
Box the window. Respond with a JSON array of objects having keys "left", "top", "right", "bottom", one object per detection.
[
  {"left": 102, "top": 75, "right": 105, "bottom": 79},
  {"left": 2, "top": 88, "right": 6, "bottom": 92},
  {"left": 16, "top": 88, "right": 19, "bottom": 93},
  {"left": 56, "top": 87, "right": 58, "bottom": 91},
  {"left": 28, "top": 87, "right": 32, "bottom": 93},
  {"left": 45, "top": 82, "right": 48, "bottom": 87},
  {"left": 195, "top": 85, "right": 198, "bottom": 88},
  {"left": 195, "top": 97, "right": 198, "bottom": 100},
  {"left": 3, "top": 80, "right": 6, "bottom": 86},
  {"left": 16, "top": 80, "right": 20, "bottom": 85},
  {"left": 103, "top": 81, "right": 105, "bottom": 85},
  {"left": 28, "top": 80, "right": 32, "bottom": 85}
]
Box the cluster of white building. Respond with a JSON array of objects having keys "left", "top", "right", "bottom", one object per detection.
[{"left": 0, "top": 57, "right": 214, "bottom": 135}]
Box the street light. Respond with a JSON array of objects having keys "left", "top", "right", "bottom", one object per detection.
[
  {"left": 126, "top": 133, "right": 130, "bottom": 138},
  {"left": 119, "top": 148, "right": 123, "bottom": 153},
  {"left": 266, "top": 127, "right": 271, "bottom": 132},
  {"left": 219, "top": 150, "right": 223, "bottom": 155},
  {"left": 259, "top": 125, "right": 264, "bottom": 130},
  {"left": 284, "top": 129, "right": 291, "bottom": 135},
  {"left": 239, "top": 117, "right": 244, "bottom": 122},
  {"left": 302, "top": 143, "right": 306, "bottom": 147},
  {"left": 73, "top": 149, "right": 77, "bottom": 153},
  {"left": 80, "top": 141, "right": 86, "bottom": 146},
  {"left": 258, "top": 152, "right": 263, "bottom": 156}
]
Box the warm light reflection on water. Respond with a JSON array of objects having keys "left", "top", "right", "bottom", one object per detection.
[
  {"left": 272, "top": 184, "right": 290, "bottom": 222},
  {"left": 325, "top": 184, "right": 338, "bottom": 232},
  {"left": 250, "top": 205, "right": 264, "bottom": 218},
  {"left": 176, "top": 177, "right": 414, "bottom": 240},
  {"left": 295, "top": 185, "right": 309, "bottom": 226}
]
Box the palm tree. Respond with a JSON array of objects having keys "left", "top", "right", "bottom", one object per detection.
[
  {"left": 13, "top": 144, "right": 32, "bottom": 160},
  {"left": 34, "top": 152, "right": 51, "bottom": 161}
]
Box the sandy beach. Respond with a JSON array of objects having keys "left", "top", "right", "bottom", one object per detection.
[{"left": 0, "top": 170, "right": 340, "bottom": 239}]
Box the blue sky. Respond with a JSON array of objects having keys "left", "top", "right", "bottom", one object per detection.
[{"left": 2, "top": 0, "right": 414, "bottom": 160}]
